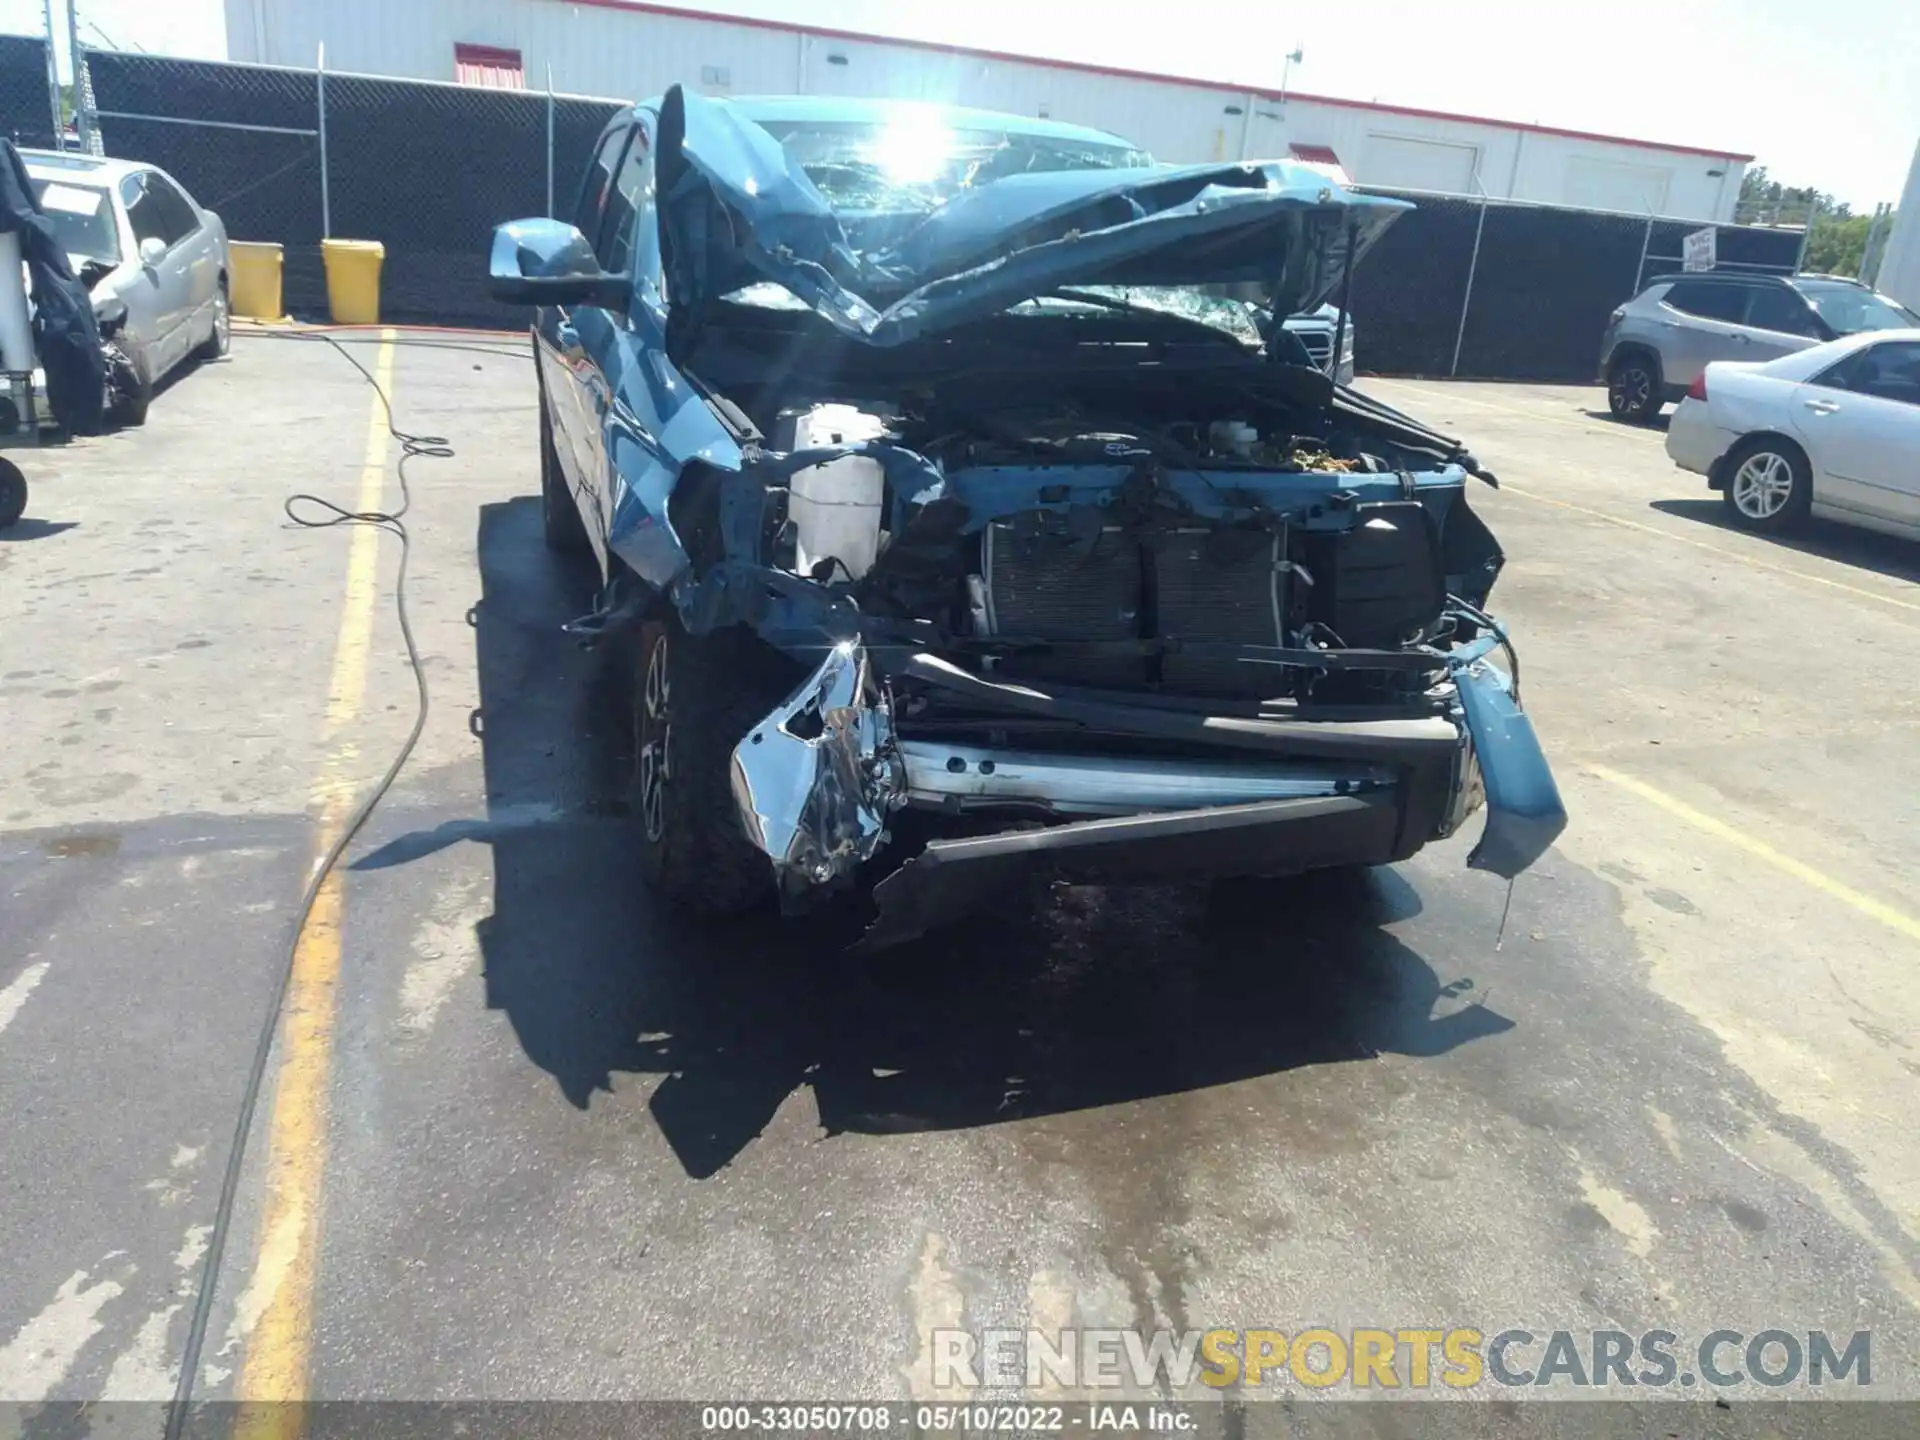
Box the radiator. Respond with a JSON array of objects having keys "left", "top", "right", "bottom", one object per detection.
[
  {"left": 982, "top": 518, "right": 1144, "bottom": 689},
  {"left": 980, "top": 519, "right": 1286, "bottom": 696},
  {"left": 1153, "top": 527, "right": 1286, "bottom": 696}
]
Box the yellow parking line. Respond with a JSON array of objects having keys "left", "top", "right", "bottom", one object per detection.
[
  {"left": 1500, "top": 484, "right": 1920, "bottom": 615},
  {"left": 1590, "top": 765, "right": 1920, "bottom": 945},
  {"left": 1370, "top": 379, "right": 1616, "bottom": 433},
  {"left": 234, "top": 330, "right": 396, "bottom": 1430}
]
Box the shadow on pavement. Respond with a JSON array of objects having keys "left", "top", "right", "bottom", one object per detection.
[
  {"left": 1650, "top": 497, "right": 1920, "bottom": 587},
  {"left": 0, "top": 517, "right": 78, "bottom": 541},
  {"left": 458, "top": 497, "right": 1514, "bottom": 1178},
  {"left": 1578, "top": 408, "right": 1670, "bottom": 431}
]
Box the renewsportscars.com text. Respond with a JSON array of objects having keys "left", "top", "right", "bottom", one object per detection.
[{"left": 931, "top": 1327, "right": 1872, "bottom": 1391}]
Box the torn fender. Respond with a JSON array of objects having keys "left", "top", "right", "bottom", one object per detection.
[
  {"left": 728, "top": 643, "right": 903, "bottom": 902},
  {"left": 1454, "top": 659, "right": 1567, "bottom": 878}
]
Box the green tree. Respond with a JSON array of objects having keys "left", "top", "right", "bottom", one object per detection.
[
  {"left": 1736, "top": 166, "right": 1840, "bottom": 226},
  {"left": 1737, "top": 166, "right": 1892, "bottom": 279},
  {"left": 1803, "top": 212, "right": 1877, "bottom": 277}
]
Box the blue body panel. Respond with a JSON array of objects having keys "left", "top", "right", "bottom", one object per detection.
[
  {"left": 1453, "top": 659, "right": 1568, "bottom": 878},
  {"left": 533, "top": 106, "right": 741, "bottom": 589}
]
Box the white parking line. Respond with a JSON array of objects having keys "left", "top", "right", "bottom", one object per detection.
[{"left": 0, "top": 961, "right": 50, "bottom": 1039}]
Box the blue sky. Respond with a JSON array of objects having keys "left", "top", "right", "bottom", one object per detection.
[{"left": 7, "top": 0, "right": 1915, "bottom": 209}]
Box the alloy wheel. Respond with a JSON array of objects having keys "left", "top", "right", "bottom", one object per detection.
[
  {"left": 637, "top": 634, "right": 672, "bottom": 843},
  {"left": 1611, "top": 366, "right": 1650, "bottom": 414},
  {"left": 1730, "top": 451, "right": 1794, "bottom": 520}
]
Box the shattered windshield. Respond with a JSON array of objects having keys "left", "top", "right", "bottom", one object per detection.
[
  {"left": 733, "top": 117, "right": 1262, "bottom": 339},
  {"left": 752, "top": 116, "right": 1153, "bottom": 213},
  {"left": 1013, "top": 287, "right": 1266, "bottom": 346}
]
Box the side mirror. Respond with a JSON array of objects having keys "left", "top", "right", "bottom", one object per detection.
[
  {"left": 488, "top": 218, "right": 633, "bottom": 309},
  {"left": 138, "top": 236, "right": 166, "bottom": 267}
]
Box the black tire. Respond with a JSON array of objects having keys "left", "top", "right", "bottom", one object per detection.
[
  {"left": 106, "top": 350, "right": 151, "bottom": 428},
  {"left": 1719, "top": 435, "right": 1812, "bottom": 534},
  {"left": 193, "top": 278, "right": 230, "bottom": 362},
  {"left": 539, "top": 398, "right": 590, "bottom": 555},
  {"left": 1606, "top": 352, "right": 1664, "bottom": 424},
  {"left": 633, "top": 620, "right": 791, "bottom": 915},
  {"left": 0, "top": 457, "right": 26, "bottom": 529}
]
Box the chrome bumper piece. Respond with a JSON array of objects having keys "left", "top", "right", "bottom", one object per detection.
[
  {"left": 728, "top": 639, "right": 1564, "bottom": 901},
  {"left": 897, "top": 741, "right": 1393, "bottom": 817},
  {"left": 728, "top": 643, "right": 903, "bottom": 899}
]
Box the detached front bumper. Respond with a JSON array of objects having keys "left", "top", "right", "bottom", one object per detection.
[
  {"left": 862, "top": 794, "right": 1402, "bottom": 949},
  {"left": 728, "top": 639, "right": 1565, "bottom": 949}
]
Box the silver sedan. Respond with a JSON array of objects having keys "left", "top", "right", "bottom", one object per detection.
[{"left": 21, "top": 149, "right": 231, "bottom": 425}]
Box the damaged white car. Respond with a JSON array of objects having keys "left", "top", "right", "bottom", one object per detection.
[{"left": 490, "top": 90, "right": 1564, "bottom": 949}]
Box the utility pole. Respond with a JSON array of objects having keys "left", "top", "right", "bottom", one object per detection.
[
  {"left": 40, "top": 0, "right": 62, "bottom": 148},
  {"left": 317, "top": 42, "right": 331, "bottom": 238},
  {"left": 1793, "top": 195, "right": 1819, "bottom": 275},
  {"left": 1860, "top": 202, "right": 1890, "bottom": 286},
  {"left": 1278, "top": 46, "right": 1303, "bottom": 113}
]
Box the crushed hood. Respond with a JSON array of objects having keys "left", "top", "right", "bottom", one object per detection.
[{"left": 655, "top": 86, "right": 1410, "bottom": 355}]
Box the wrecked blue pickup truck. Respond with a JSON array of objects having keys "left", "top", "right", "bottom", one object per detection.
[{"left": 489, "top": 87, "right": 1565, "bottom": 949}]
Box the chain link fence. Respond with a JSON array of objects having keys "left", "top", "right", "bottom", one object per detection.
[
  {"left": 85, "top": 50, "right": 622, "bottom": 326},
  {"left": 87, "top": 52, "right": 328, "bottom": 308},
  {"left": 30, "top": 45, "right": 1812, "bottom": 374},
  {"left": 0, "top": 32, "right": 58, "bottom": 151},
  {"left": 1456, "top": 201, "right": 1650, "bottom": 380},
  {"left": 326, "top": 72, "right": 543, "bottom": 323},
  {"left": 1352, "top": 188, "right": 1805, "bottom": 381}
]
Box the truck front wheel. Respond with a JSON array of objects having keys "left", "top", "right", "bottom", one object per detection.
[{"left": 633, "top": 621, "right": 789, "bottom": 915}]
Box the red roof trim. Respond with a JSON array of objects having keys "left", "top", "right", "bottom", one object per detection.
[{"left": 542, "top": 0, "right": 1754, "bottom": 162}]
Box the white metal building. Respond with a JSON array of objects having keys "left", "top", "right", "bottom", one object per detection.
[
  {"left": 222, "top": 0, "right": 1754, "bottom": 221},
  {"left": 1873, "top": 140, "right": 1920, "bottom": 311}
]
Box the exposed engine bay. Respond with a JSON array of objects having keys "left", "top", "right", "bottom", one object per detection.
[
  {"left": 742, "top": 394, "right": 1485, "bottom": 699},
  {"left": 645, "top": 348, "right": 1561, "bottom": 947}
]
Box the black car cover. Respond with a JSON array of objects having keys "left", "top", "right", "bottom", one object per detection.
[{"left": 0, "top": 139, "right": 105, "bottom": 436}]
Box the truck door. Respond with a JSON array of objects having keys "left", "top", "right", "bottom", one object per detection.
[{"left": 537, "top": 122, "right": 636, "bottom": 566}]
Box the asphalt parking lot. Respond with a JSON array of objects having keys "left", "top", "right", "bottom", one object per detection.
[{"left": 3, "top": 336, "right": 1919, "bottom": 1417}]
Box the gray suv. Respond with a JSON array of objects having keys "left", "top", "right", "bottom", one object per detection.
[{"left": 1599, "top": 272, "right": 1920, "bottom": 423}]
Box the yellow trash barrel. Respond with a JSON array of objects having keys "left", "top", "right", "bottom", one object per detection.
[
  {"left": 321, "top": 239, "right": 385, "bottom": 324},
  {"left": 228, "top": 241, "right": 284, "bottom": 320}
]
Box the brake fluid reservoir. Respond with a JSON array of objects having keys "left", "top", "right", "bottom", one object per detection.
[{"left": 789, "top": 404, "right": 889, "bottom": 582}]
